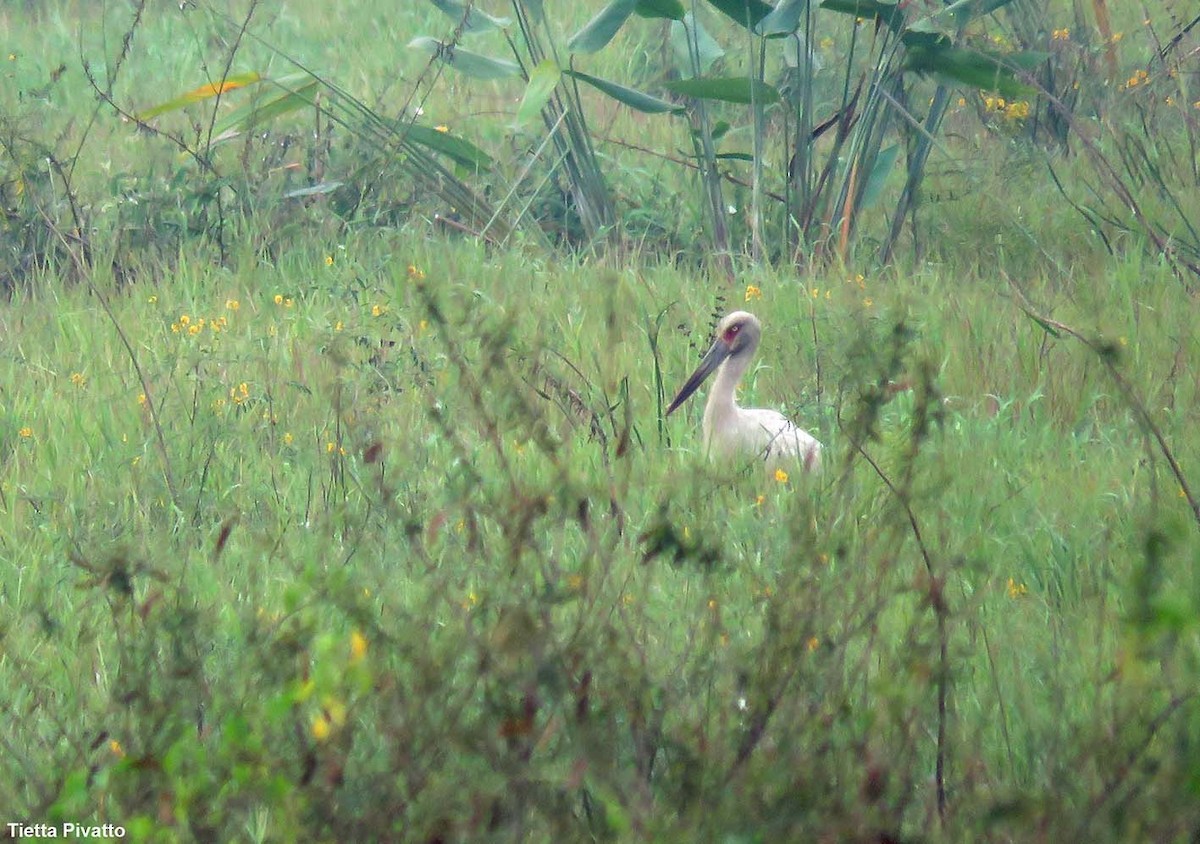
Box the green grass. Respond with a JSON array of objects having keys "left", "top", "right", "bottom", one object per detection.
[
  {"left": 3, "top": 1, "right": 1200, "bottom": 841},
  {"left": 2, "top": 230, "right": 1198, "bottom": 839}
]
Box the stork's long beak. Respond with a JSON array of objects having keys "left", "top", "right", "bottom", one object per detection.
[{"left": 666, "top": 340, "right": 731, "bottom": 415}]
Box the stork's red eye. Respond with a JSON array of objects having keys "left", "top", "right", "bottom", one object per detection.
[{"left": 723, "top": 324, "right": 741, "bottom": 343}]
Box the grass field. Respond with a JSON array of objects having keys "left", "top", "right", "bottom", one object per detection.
[{"left": 3, "top": 1, "right": 1200, "bottom": 841}]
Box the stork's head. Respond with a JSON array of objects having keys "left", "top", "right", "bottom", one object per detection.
[{"left": 666, "top": 311, "right": 762, "bottom": 415}]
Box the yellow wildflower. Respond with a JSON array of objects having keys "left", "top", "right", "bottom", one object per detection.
[
  {"left": 226, "top": 299, "right": 240, "bottom": 311},
  {"left": 350, "top": 630, "right": 368, "bottom": 663},
  {"left": 407, "top": 264, "right": 426, "bottom": 280},
  {"left": 109, "top": 739, "right": 124, "bottom": 758},
  {"left": 325, "top": 255, "right": 334, "bottom": 266},
  {"left": 434, "top": 125, "right": 449, "bottom": 133},
  {"left": 372, "top": 304, "right": 386, "bottom": 317},
  {"left": 1051, "top": 28, "right": 1069, "bottom": 41},
  {"left": 806, "top": 636, "right": 820, "bottom": 652},
  {"left": 774, "top": 468, "right": 789, "bottom": 484},
  {"left": 18, "top": 427, "right": 32, "bottom": 439},
  {"left": 137, "top": 393, "right": 147, "bottom": 406},
  {"left": 70, "top": 372, "right": 86, "bottom": 387},
  {"left": 744, "top": 284, "right": 762, "bottom": 302},
  {"left": 179, "top": 314, "right": 190, "bottom": 326},
  {"left": 283, "top": 432, "right": 294, "bottom": 446},
  {"left": 147, "top": 295, "right": 158, "bottom": 304},
  {"left": 1006, "top": 577, "right": 1028, "bottom": 599},
  {"left": 311, "top": 714, "right": 331, "bottom": 742},
  {"left": 274, "top": 294, "right": 284, "bottom": 305}
]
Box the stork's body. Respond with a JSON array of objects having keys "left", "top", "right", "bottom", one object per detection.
[{"left": 667, "top": 311, "right": 822, "bottom": 472}]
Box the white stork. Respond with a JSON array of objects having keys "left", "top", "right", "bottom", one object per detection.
[{"left": 666, "top": 311, "right": 822, "bottom": 473}]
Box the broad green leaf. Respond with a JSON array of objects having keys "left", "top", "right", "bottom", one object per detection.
[
  {"left": 408, "top": 37, "right": 521, "bottom": 80},
  {"left": 137, "top": 71, "right": 263, "bottom": 121},
  {"left": 564, "top": 69, "right": 684, "bottom": 114},
  {"left": 902, "top": 41, "right": 1037, "bottom": 98},
  {"left": 635, "top": 0, "right": 686, "bottom": 19},
  {"left": 860, "top": 143, "right": 899, "bottom": 209},
  {"left": 670, "top": 13, "right": 725, "bottom": 76},
  {"left": 703, "top": 0, "right": 775, "bottom": 29},
  {"left": 819, "top": 0, "right": 906, "bottom": 34},
  {"left": 937, "top": 0, "right": 1017, "bottom": 25},
  {"left": 663, "top": 76, "right": 781, "bottom": 104},
  {"left": 425, "top": 0, "right": 511, "bottom": 33},
  {"left": 212, "top": 74, "right": 319, "bottom": 137},
  {"left": 516, "top": 59, "right": 561, "bottom": 124},
  {"left": 404, "top": 124, "right": 494, "bottom": 170},
  {"left": 568, "top": 0, "right": 638, "bottom": 54},
  {"left": 283, "top": 182, "right": 344, "bottom": 199},
  {"left": 754, "top": 0, "right": 810, "bottom": 36}
]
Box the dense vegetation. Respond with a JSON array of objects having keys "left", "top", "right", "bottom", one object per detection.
[{"left": 2, "top": 1, "right": 1199, "bottom": 840}]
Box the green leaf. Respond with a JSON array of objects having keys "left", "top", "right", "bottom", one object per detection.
[
  {"left": 670, "top": 13, "right": 725, "bottom": 77},
  {"left": 754, "top": 0, "right": 810, "bottom": 36},
  {"left": 136, "top": 71, "right": 263, "bottom": 121},
  {"left": 408, "top": 37, "right": 521, "bottom": 80},
  {"left": 703, "top": 0, "right": 775, "bottom": 29},
  {"left": 860, "top": 143, "right": 899, "bottom": 209},
  {"left": 212, "top": 74, "right": 319, "bottom": 137},
  {"left": 568, "top": 0, "right": 638, "bottom": 53},
  {"left": 663, "top": 76, "right": 781, "bottom": 104},
  {"left": 425, "top": 0, "right": 511, "bottom": 33},
  {"left": 283, "top": 181, "right": 344, "bottom": 199},
  {"left": 937, "top": 0, "right": 1018, "bottom": 25},
  {"left": 715, "top": 152, "right": 755, "bottom": 161},
  {"left": 404, "top": 124, "right": 494, "bottom": 170},
  {"left": 819, "top": 0, "right": 906, "bottom": 34},
  {"left": 901, "top": 40, "right": 1037, "bottom": 98},
  {"left": 516, "top": 59, "right": 561, "bottom": 124},
  {"left": 564, "top": 69, "right": 684, "bottom": 114},
  {"left": 635, "top": 0, "right": 686, "bottom": 19}
]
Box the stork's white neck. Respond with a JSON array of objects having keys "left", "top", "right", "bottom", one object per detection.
[{"left": 702, "top": 349, "right": 751, "bottom": 449}]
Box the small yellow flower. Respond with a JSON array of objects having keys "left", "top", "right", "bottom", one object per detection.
[
  {"left": 806, "top": 636, "right": 820, "bottom": 652},
  {"left": 1118, "top": 336, "right": 1128, "bottom": 347},
  {"left": 179, "top": 314, "right": 190, "bottom": 326},
  {"left": 137, "top": 393, "right": 147, "bottom": 406},
  {"left": 284, "top": 297, "right": 294, "bottom": 308},
  {"left": 744, "top": 284, "right": 762, "bottom": 302},
  {"left": 956, "top": 97, "right": 966, "bottom": 107},
  {"left": 819, "top": 37, "right": 833, "bottom": 50},
  {"left": 18, "top": 427, "right": 33, "bottom": 439},
  {"left": 418, "top": 319, "right": 429, "bottom": 333},
  {"left": 283, "top": 432, "right": 294, "bottom": 445},
  {"left": 407, "top": 264, "right": 426, "bottom": 280},
  {"left": 566, "top": 574, "right": 584, "bottom": 591},
  {"left": 274, "top": 294, "right": 284, "bottom": 305},
  {"left": 311, "top": 714, "right": 331, "bottom": 742},
  {"left": 462, "top": 591, "right": 479, "bottom": 611},
  {"left": 1006, "top": 577, "right": 1028, "bottom": 599},
  {"left": 70, "top": 372, "right": 86, "bottom": 387},
  {"left": 109, "top": 739, "right": 124, "bottom": 758},
  {"left": 327, "top": 441, "right": 336, "bottom": 453},
  {"left": 171, "top": 323, "right": 180, "bottom": 333},
  {"left": 434, "top": 125, "right": 449, "bottom": 133},
  {"left": 863, "top": 297, "right": 874, "bottom": 308},
  {"left": 1051, "top": 28, "right": 1070, "bottom": 41},
  {"left": 754, "top": 494, "right": 765, "bottom": 507},
  {"left": 212, "top": 397, "right": 227, "bottom": 411},
  {"left": 325, "top": 255, "right": 334, "bottom": 266},
  {"left": 774, "top": 468, "right": 789, "bottom": 484},
  {"left": 707, "top": 598, "right": 718, "bottom": 611},
  {"left": 372, "top": 304, "right": 386, "bottom": 317},
  {"left": 350, "top": 630, "right": 368, "bottom": 663},
  {"left": 226, "top": 299, "right": 240, "bottom": 311},
  {"left": 188, "top": 324, "right": 201, "bottom": 336},
  {"left": 334, "top": 320, "right": 343, "bottom": 332},
  {"left": 147, "top": 295, "right": 158, "bottom": 304}
]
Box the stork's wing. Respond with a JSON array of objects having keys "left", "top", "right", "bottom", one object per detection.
[{"left": 742, "top": 408, "right": 822, "bottom": 472}]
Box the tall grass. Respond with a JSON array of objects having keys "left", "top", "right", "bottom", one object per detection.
[{"left": 1, "top": 0, "right": 1199, "bottom": 840}]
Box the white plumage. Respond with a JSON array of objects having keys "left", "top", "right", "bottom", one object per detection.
[{"left": 667, "top": 311, "right": 822, "bottom": 473}]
